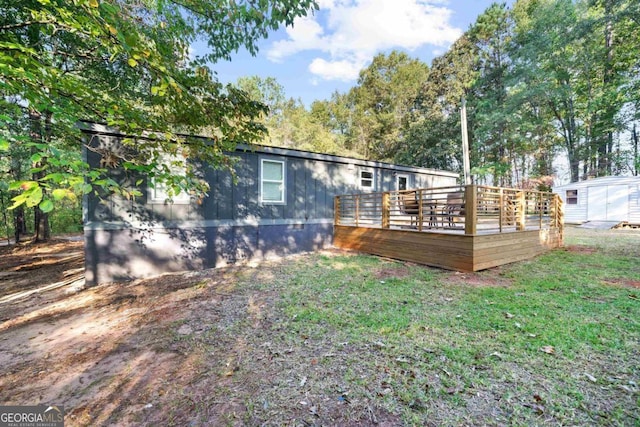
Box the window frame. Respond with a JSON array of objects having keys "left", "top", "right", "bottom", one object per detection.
[
  {"left": 149, "top": 152, "right": 190, "bottom": 204},
  {"left": 359, "top": 168, "right": 375, "bottom": 190},
  {"left": 396, "top": 174, "right": 409, "bottom": 191},
  {"left": 566, "top": 189, "right": 578, "bottom": 205},
  {"left": 260, "top": 158, "right": 286, "bottom": 205}
]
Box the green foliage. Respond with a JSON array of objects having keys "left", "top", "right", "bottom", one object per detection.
[
  {"left": 236, "top": 76, "right": 350, "bottom": 155},
  {"left": 399, "top": 0, "right": 640, "bottom": 184},
  {"left": 349, "top": 51, "right": 429, "bottom": 161},
  {"left": 0, "top": 0, "right": 318, "bottom": 217}
]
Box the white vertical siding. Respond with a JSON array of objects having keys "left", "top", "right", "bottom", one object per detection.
[
  {"left": 563, "top": 187, "right": 588, "bottom": 223},
  {"left": 630, "top": 185, "right": 640, "bottom": 223}
]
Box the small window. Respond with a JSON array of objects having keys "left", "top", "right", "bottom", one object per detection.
[
  {"left": 150, "top": 153, "right": 190, "bottom": 204},
  {"left": 397, "top": 175, "right": 409, "bottom": 191},
  {"left": 261, "top": 159, "right": 285, "bottom": 204},
  {"left": 566, "top": 189, "right": 578, "bottom": 205},
  {"left": 360, "top": 169, "right": 374, "bottom": 189}
]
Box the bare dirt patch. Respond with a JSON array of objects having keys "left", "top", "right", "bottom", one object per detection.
[
  {"left": 0, "top": 238, "right": 83, "bottom": 296},
  {"left": 602, "top": 278, "right": 640, "bottom": 289},
  {"left": 0, "top": 241, "right": 400, "bottom": 426},
  {"left": 441, "top": 270, "right": 513, "bottom": 287},
  {"left": 563, "top": 245, "right": 598, "bottom": 254},
  {"left": 373, "top": 263, "right": 412, "bottom": 281}
]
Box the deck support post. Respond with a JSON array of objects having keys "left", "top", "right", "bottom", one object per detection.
[
  {"left": 498, "top": 188, "right": 504, "bottom": 232},
  {"left": 464, "top": 184, "right": 477, "bottom": 235},
  {"left": 538, "top": 193, "right": 543, "bottom": 229},
  {"left": 382, "top": 192, "right": 390, "bottom": 229},
  {"left": 334, "top": 196, "right": 341, "bottom": 226},
  {"left": 516, "top": 191, "right": 526, "bottom": 231},
  {"left": 557, "top": 195, "right": 565, "bottom": 245},
  {"left": 417, "top": 189, "right": 423, "bottom": 231}
]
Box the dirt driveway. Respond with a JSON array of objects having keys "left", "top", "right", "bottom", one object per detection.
[
  {"left": 0, "top": 239, "right": 388, "bottom": 426},
  {"left": 1, "top": 238, "right": 235, "bottom": 425}
]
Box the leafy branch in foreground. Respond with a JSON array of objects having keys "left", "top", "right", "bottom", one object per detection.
[{"left": 0, "top": 0, "right": 317, "bottom": 238}]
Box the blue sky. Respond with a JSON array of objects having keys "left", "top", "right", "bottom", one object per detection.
[{"left": 200, "top": 0, "right": 513, "bottom": 106}]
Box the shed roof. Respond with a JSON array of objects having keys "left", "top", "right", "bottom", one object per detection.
[{"left": 554, "top": 175, "right": 640, "bottom": 191}]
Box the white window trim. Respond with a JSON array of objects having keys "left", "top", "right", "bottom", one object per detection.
[
  {"left": 149, "top": 152, "right": 190, "bottom": 204},
  {"left": 566, "top": 189, "right": 578, "bottom": 205},
  {"left": 359, "top": 168, "right": 375, "bottom": 191},
  {"left": 396, "top": 174, "right": 409, "bottom": 191},
  {"left": 260, "top": 158, "right": 286, "bottom": 204}
]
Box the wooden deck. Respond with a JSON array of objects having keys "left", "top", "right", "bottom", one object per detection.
[{"left": 333, "top": 185, "right": 564, "bottom": 271}]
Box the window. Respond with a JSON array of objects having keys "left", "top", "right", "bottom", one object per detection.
[
  {"left": 261, "top": 159, "right": 285, "bottom": 204},
  {"left": 360, "top": 169, "right": 374, "bottom": 190},
  {"left": 149, "top": 153, "right": 190, "bottom": 204},
  {"left": 396, "top": 174, "right": 409, "bottom": 191},
  {"left": 566, "top": 189, "right": 578, "bottom": 205}
]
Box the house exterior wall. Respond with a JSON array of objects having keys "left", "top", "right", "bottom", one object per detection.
[
  {"left": 83, "top": 125, "right": 458, "bottom": 284},
  {"left": 554, "top": 176, "right": 640, "bottom": 224}
]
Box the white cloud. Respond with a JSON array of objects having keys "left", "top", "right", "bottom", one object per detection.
[
  {"left": 309, "top": 58, "right": 367, "bottom": 81},
  {"left": 267, "top": 0, "right": 462, "bottom": 82},
  {"left": 268, "top": 16, "right": 325, "bottom": 62}
]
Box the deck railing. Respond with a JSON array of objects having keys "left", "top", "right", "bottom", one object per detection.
[{"left": 334, "top": 184, "right": 564, "bottom": 235}]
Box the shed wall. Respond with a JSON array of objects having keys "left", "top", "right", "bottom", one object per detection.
[
  {"left": 554, "top": 177, "right": 640, "bottom": 224},
  {"left": 630, "top": 185, "right": 640, "bottom": 223}
]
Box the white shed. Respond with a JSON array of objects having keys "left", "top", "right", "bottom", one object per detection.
[{"left": 553, "top": 176, "right": 640, "bottom": 224}]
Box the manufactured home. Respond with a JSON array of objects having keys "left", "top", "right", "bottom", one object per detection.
[
  {"left": 83, "top": 124, "right": 458, "bottom": 284},
  {"left": 554, "top": 176, "right": 640, "bottom": 224}
]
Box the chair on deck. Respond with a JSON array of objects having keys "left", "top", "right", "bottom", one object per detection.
[
  {"left": 445, "top": 192, "right": 465, "bottom": 228},
  {"left": 399, "top": 190, "right": 420, "bottom": 228}
]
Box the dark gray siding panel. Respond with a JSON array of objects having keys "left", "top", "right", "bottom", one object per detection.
[
  {"left": 85, "top": 223, "right": 334, "bottom": 285},
  {"left": 217, "top": 167, "right": 234, "bottom": 220}
]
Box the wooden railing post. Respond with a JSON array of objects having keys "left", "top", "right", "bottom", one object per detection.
[
  {"left": 516, "top": 191, "right": 525, "bottom": 231},
  {"left": 382, "top": 192, "right": 390, "bottom": 229},
  {"left": 334, "top": 196, "right": 341, "bottom": 226},
  {"left": 417, "top": 189, "right": 423, "bottom": 231},
  {"left": 538, "top": 192, "right": 543, "bottom": 229},
  {"left": 464, "top": 184, "right": 477, "bottom": 235},
  {"left": 498, "top": 188, "right": 504, "bottom": 232},
  {"left": 557, "top": 194, "right": 565, "bottom": 245}
]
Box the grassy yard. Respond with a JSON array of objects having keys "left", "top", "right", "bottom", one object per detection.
[
  {"left": 1, "top": 227, "right": 638, "bottom": 426},
  {"left": 231, "top": 226, "right": 639, "bottom": 426}
]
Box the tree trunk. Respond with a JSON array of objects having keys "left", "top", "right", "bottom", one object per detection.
[
  {"left": 599, "top": 2, "right": 615, "bottom": 176},
  {"left": 0, "top": 191, "right": 10, "bottom": 246},
  {"left": 34, "top": 208, "right": 50, "bottom": 241},
  {"left": 14, "top": 205, "right": 26, "bottom": 243},
  {"left": 29, "top": 109, "right": 51, "bottom": 242}
]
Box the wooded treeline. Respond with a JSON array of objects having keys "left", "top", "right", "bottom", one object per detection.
[{"left": 248, "top": 0, "right": 640, "bottom": 188}]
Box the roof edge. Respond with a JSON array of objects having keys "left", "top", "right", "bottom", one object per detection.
[{"left": 80, "top": 121, "right": 459, "bottom": 178}]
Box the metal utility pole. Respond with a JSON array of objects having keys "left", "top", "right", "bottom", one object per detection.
[{"left": 461, "top": 97, "right": 471, "bottom": 185}]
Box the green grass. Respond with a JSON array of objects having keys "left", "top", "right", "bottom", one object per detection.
[{"left": 251, "top": 226, "right": 640, "bottom": 425}]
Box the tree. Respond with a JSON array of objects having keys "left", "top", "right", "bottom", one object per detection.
[
  {"left": 509, "top": 0, "right": 639, "bottom": 182},
  {"left": 0, "top": 0, "right": 317, "bottom": 240},
  {"left": 236, "top": 76, "right": 347, "bottom": 155},
  {"left": 468, "top": 3, "right": 515, "bottom": 185},
  {"left": 397, "top": 35, "right": 477, "bottom": 172},
  {"left": 348, "top": 51, "right": 429, "bottom": 161}
]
